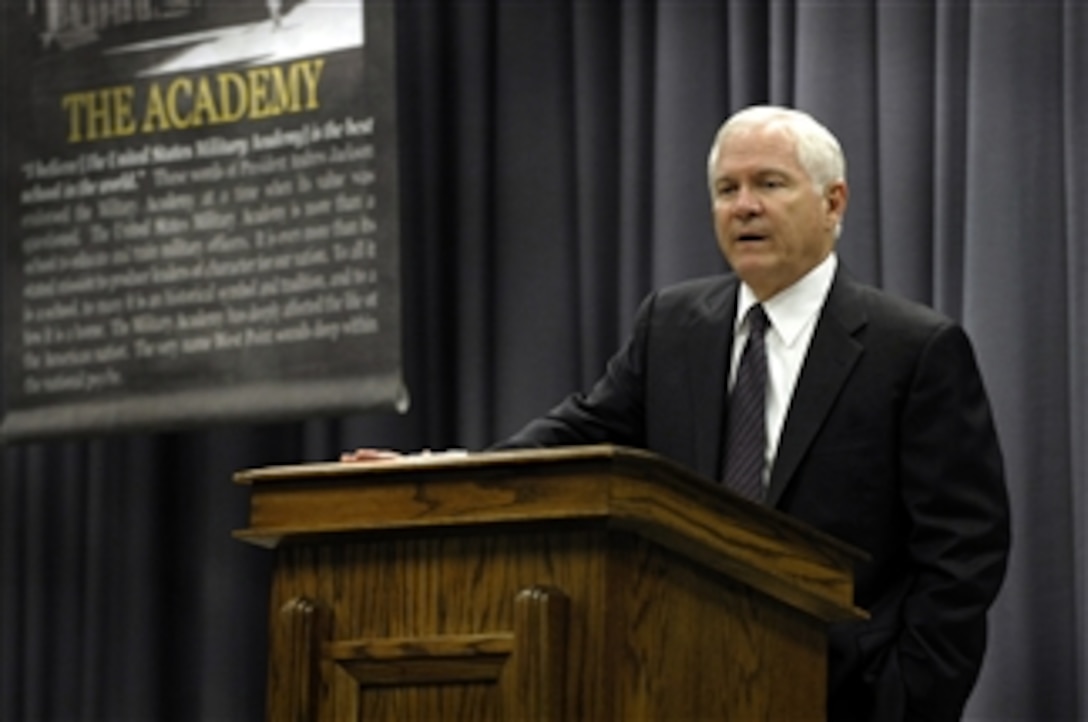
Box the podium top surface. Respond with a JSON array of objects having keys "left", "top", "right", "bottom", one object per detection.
[{"left": 234, "top": 444, "right": 867, "bottom": 622}]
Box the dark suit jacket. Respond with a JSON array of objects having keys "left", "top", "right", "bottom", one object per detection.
[{"left": 497, "top": 268, "right": 1011, "bottom": 721}]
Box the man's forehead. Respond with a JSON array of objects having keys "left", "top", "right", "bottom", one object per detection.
[
  {"left": 718, "top": 124, "right": 797, "bottom": 157},
  {"left": 713, "top": 150, "right": 802, "bottom": 179}
]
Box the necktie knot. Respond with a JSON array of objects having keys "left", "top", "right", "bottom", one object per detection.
[{"left": 747, "top": 304, "right": 769, "bottom": 338}]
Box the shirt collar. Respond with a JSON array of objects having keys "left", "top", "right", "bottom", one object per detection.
[{"left": 736, "top": 253, "right": 837, "bottom": 346}]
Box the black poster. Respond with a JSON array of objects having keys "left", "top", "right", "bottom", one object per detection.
[{"left": 1, "top": 0, "right": 405, "bottom": 441}]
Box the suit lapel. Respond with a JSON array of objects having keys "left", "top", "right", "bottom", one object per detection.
[
  {"left": 688, "top": 279, "right": 737, "bottom": 480},
  {"left": 766, "top": 273, "right": 866, "bottom": 507}
]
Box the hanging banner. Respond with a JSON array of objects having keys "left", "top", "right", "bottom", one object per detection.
[{"left": 1, "top": 0, "right": 406, "bottom": 441}]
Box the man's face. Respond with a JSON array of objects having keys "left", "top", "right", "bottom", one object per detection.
[{"left": 710, "top": 125, "right": 847, "bottom": 300}]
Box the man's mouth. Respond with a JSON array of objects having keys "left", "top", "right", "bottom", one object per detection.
[{"left": 737, "top": 233, "right": 767, "bottom": 243}]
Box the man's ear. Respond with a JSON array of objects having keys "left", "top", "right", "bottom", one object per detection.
[{"left": 825, "top": 180, "right": 848, "bottom": 228}]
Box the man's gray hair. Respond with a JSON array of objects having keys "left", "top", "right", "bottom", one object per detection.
[{"left": 707, "top": 106, "right": 847, "bottom": 192}]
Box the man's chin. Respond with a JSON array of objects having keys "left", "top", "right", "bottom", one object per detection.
[
  {"left": 731, "top": 261, "right": 790, "bottom": 300},
  {"left": 728, "top": 252, "right": 773, "bottom": 277}
]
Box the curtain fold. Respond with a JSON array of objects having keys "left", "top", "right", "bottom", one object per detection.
[
  {"left": 959, "top": 7, "right": 1078, "bottom": 718},
  {"left": 1062, "top": 3, "right": 1088, "bottom": 719},
  {"left": 1, "top": 1, "right": 1084, "bottom": 719}
]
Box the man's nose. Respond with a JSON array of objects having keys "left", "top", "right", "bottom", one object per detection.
[{"left": 733, "top": 186, "right": 762, "bottom": 216}]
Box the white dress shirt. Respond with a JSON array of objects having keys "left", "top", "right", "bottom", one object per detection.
[{"left": 730, "top": 253, "right": 838, "bottom": 484}]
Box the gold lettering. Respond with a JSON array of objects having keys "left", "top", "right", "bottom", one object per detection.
[
  {"left": 190, "top": 75, "right": 221, "bottom": 126},
  {"left": 60, "top": 85, "right": 137, "bottom": 143},
  {"left": 141, "top": 83, "right": 169, "bottom": 133},
  {"left": 297, "top": 58, "right": 325, "bottom": 110},
  {"left": 248, "top": 67, "right": 273, "bottom": 119},
  {"left": 61, "top": 91, "right": 90, "bottom": 142},
  {"left": 217, "top": 72, "right": 247, "bottom": 123},
  {"left": 112, "top": 86, "right": 138, "bottom": 137},
  {"left": 269, "top": 64, "right": 296, "bottom": 113},
  {"left": 65, "top": 59, "right": 327, "bottom": 141},
  {"left": 166, "top": 77, "right": 193, "bottom": 130}
]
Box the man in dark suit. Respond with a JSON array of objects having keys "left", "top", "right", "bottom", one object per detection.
[
  {"left": 342, "top": 105, "right": 1010, "bottom": 720},
  {"left": 489, "top": 106, "right": 1011, "bottom": 721}
]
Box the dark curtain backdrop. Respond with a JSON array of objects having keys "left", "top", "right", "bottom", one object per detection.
[{"left": 2, "top": 1, "right": 1085, "bottom": 720}]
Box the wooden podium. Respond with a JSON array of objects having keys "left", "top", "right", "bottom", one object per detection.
[{"left": 234, "top": 445, "right": 865, "bottom": 721}]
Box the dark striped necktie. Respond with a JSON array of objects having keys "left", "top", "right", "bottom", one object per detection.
[{"left": 723, "top": 304, "right": 770, "bottom": 502}]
